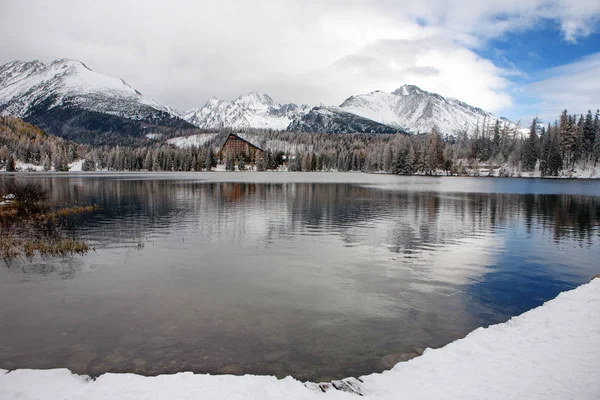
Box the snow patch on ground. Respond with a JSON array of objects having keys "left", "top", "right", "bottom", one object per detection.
[
  {"left": 1, "top": 279, "right": 598, "bottom": 399},
  {"left": 167, "top": 133, "right": 218, "bottom": 148},
  {"left": 459, "top": 161, "right": 600, "bottom": 179},
  {"left": 2, "top": 159, "right": 85, "bottom": 172},
  {"left": 239, "top": 133, "right": 313, "bottom": 154},
  {"left": 68, "top": 159, "right": 84, "bottom": 172},
  {"left": 14, "top": 161, "right": 43, "bottom": 172}
]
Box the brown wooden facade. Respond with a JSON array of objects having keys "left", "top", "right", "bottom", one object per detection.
[{"left": 219, "top": 133, "right": 263, "bottom": 162}]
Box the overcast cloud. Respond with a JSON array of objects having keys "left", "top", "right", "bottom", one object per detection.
[{"left": 1, "top": 0, "right": 599, "bottom": 117}]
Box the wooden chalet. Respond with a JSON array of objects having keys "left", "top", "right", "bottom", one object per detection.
[{"left": 219, "top": 133, "right": 263, "bottom": 162}]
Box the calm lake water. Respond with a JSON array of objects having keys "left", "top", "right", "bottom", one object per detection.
[{"left": 1, "top": 172, "right": 599, "bottom": 381}]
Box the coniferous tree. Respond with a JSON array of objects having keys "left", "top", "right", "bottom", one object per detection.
[
  {"left": 256, "top": 152, "right": 266, "bottom": 171},
  {"left": 573, "top": 114, "right": 585, "bottom": 166},
  {"left": 582, "top": 110, "right": 595, "bottom": 166},
  {"left": 424, "top": 128, "right": 444, "bottom": 174},
  {"left": 6, "top": 154, "right": 16, "bottom": 171},
  {"left": 316, "top": 153, "right": 323, "bottom": 171},
  {"left": 313, "top": 152, "right": 320, "bottom": 171},
  {"left": 205, "top": 149, "right": 214, "bottom": 171},
  {"left": 558, "top": 110, "right": 573, "bottom": 167},
  {"left": 288, "top": 152, "right": 301, "bottom": 171},
  {"left": 82, "top": 158, "right": 96, "bottom": 171},
  {"left": 382, "top": 143, "right": 393, "bottom": 172},
  {"left": 492, "top": 119, "right": 501, "bottom": 155},
  {"left": 547, "top": 129, "right": 563, "bottom": 176},
  {"left": 522, "top": 117, "right": 539, "bottom": 171},
  {"left": 42, "top": 154, "right": 51, "bottom": 171},
  {"left": 594, "top": 110, "right": 600, "bottom": 167}
]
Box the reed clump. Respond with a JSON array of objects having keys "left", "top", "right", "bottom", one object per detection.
[{"left": 1, "top": 181, "right": 97, "bottom": 262}]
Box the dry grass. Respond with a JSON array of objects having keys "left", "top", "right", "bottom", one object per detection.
[
  {"left": 0, "top": 183, "right": 98, "bottom": 262},
  {"left": 41, "top": 205, "right": 99, "bottom": 222}
]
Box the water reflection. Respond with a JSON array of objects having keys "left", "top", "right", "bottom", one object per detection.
[{"left": 0, "top": 175, "right": 598, "bottom": 381}]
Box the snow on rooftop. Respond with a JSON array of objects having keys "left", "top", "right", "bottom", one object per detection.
[{"left": 1, "top": 279, "right": 599, "bottom": 399}]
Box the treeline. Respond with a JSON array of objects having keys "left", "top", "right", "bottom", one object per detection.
[
  {"left": 3, "top": 109, "right": 600, "bottom": 177},
  {"left": 0, "top": 117, "right": 83, "bottom": 171},
  {"left": 255, "top": 109, "right": 600, "bottom": 176},
  {"left": 82, "top": 145, "right": 215, "bottom": 171}
]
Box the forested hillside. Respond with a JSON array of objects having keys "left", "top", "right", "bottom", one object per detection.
[
  {"left": 0, "top": 117, "right": 83, "bottom": 171},
  {"left": 2, "top": 109, "right": 599, "bottom": 177}
]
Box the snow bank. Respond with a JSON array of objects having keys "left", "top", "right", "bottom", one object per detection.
[
  {"left": 1, "top": 280, "right": 599, "bottom": 399},
  {"left": 359, "top": 278, "right": 600, "bottom": 399}
]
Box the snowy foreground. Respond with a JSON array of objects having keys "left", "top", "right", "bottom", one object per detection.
[{"left": 1, "top": 280, "right": 599, "bottom": 400}]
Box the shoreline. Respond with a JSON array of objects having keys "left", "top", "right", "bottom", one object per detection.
[
  {"left": 2, "top": 279, "right": 598, "bottom": 399},
  {"left": 2, "top": 170, "right": 599, "bottom": 180}
]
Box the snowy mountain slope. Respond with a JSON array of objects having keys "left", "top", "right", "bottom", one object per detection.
[
  {"left": 290, "top": 85, "right": 513, "bottom": 136},
  {"left": 0, "top": 59, "right": 180, "bottom": 120},
  {"left": 0, "top": 58, "right": 516, "bottom": 138},
  {"left": 0, "top": 59, "right": 196, "bottom": 144},
  {"left": 288, "top": 106, "right": 401, "bottom": 134},
  {"left": 182, "top": 92, "right": 311, "bottom": 130}
]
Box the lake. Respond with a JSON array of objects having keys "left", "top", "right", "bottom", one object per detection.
[{"left": 0, "top": 172, "right": 599, "bottom": 381}]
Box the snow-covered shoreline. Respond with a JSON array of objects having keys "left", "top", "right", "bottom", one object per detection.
[
  {"left": 3, "top": 165, "right": 600, "bottom": 179},
  {"left": 1, "top": 279, "right": 599, "bottom": 399}
]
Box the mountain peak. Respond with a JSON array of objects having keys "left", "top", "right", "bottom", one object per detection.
[
  {"left": 49, "top": 58, "right": 90, "bottom": 70},
  {"left": 330, "top": 84, "right": 508, "bottom": 135},
  {"left": 0, "top": 58, "right": 193, "bottom": 144},
  {"left": 180, "top": 91, "right": 309, "bottom": 130},
  {"left": 0, "top": 58, "right": 182, "bottom": 123},
  {"left": 205, "top": 96, "right": 221, "bottom": 105},
  {"left": 236, "top": 91, "right": 275, "bottom": 108},
  {"left": 392, "top": 84, "right": 425, "bottom": 97}
]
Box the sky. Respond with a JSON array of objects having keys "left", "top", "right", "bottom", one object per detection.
[{"left": 1, "top": 0, "right": 599, "bottom": 123}]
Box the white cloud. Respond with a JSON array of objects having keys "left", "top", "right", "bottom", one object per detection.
[
  {"left": 0, "top": 0, "right": 599, "bottom": 114},
  {"left": 309, "top": 36, "right": 512, "bottom": 111},
  {"left": 524, "top": 52, "right": 600, "bottom": 121}
]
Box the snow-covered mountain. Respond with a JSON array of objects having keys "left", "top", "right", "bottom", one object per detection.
[
  {"left": 0, "top": 59, "right": 181, "bottom": 120},
  {"left": 291, "top": 85, "right": 509, "bottom": 136},
  {"left": 182, "top": 92, "right": 311, "bottom": 130},
  {"left": 287, "top": 106, "right": 400, "bottom": 134},
  {"left": 0, "top": 58, "right": 516, "bottom": 139},
  {"left": 0, "top": 59, "right": 195, "bottom": 144}
]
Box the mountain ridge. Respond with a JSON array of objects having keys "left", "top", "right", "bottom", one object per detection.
[
  {"left": 0, "top": 58, "right": 517, "bottom": 141},
  {"left": 307, "top": 84, "right": 503, "bottom": 136},
  {"left": 0, "top": 59, "right": 198, "bottom": 145},
  {"left": 181, "top": 91, "right": 312, "bottom": 130}
]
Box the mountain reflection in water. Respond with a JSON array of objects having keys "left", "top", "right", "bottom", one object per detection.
[{"left": 0, "top": 173, "right": 598, "bottom": 381}]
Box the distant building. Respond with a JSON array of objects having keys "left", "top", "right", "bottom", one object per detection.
[{"left": 219, "top": 133, "right": 263, "bottom": 162}]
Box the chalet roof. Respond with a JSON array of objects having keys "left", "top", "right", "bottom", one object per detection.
[{"left": 219, "top": 133, "right": 263, "bottom": 153}]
